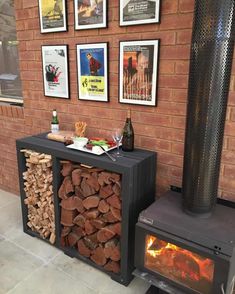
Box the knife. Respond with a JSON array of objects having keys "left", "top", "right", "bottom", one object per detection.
[{"left": 99, "top": 146, "right": 116, "bottom": 162}]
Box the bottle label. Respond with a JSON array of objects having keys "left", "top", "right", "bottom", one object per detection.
[{"left": 51, "top": 124, "right": 59, "bottom": 133}]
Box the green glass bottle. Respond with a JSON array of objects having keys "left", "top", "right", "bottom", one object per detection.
[
  {"left": 122, "top": 109, "right": 134, "bottom": 151},
  {"left": 51, "top": 109, "right": 59, "bottom": 133}
]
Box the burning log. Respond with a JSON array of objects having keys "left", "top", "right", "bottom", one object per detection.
[{"left": 21, "top": 149, "right": 55, "bottom": 244}]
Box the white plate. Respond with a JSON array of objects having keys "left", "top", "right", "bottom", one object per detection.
[{"left": 66, "top": 143, "right": 118, "bottom": 155}]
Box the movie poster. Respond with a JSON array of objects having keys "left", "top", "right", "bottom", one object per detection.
[
  {"left": 39, "top": 0, "right": 67, "bottom": 33},
  {"left": 119, "top": 40, "right": 159, "bottom": 106},
  {"left": 42, "top": 45, "right": 69, "bottom": 99},
  {"left": 77, "top": 43, "right": 108, "bottom": 102},
  {"left": 74, "top": 0, "right": 107, "bottom": 30},
  {"left": 120, "top": 0, "right": 160, "bottom": 26}
]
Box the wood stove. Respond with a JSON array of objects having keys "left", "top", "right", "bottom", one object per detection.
[{"left": 134, "top": 191, "right": 235, "bottom": 294}]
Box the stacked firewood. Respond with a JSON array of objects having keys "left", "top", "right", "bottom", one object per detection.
[
  {"left": 59, "top": 161, "right": 122, "bottom": 273},
  {"left": 21, "top": 149, "right": 56, "bottom": 244}
]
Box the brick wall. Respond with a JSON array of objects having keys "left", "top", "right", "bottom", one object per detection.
[{"left": 1, "top": 0, "right": 234, "bottom": 199}]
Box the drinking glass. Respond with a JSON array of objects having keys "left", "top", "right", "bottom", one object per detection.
[{"left": 112, "top": 128, "right": 123, "bottom": 157}]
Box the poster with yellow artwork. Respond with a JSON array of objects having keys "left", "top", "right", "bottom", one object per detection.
[{"left": 39, "top": 0, "right": 67, "bottom": 33}]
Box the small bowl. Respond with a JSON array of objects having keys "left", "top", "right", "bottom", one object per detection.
[{"left": 73, "top": 137, "right": 88, "bottom": 148}]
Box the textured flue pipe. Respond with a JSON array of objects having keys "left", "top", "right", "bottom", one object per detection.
[{"left": 182, "top": 0, "right": 235, "bottom": 216}]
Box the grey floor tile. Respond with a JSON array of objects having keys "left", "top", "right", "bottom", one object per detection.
[
  {"left": 8, "top": 264, "right": 98, "bottom": 294},
  {"left": 0, "top": 190, "right": 19, "bottom": 208},
  {"left": 8, "top": 230, "right": 60, "bottom": 263},
  {"left": 100, "top": 277, "right": 149, "bottom": 294},
  {"left": 0, "top": 201, "right": 22, "bottom": 236},
  {"left": 0, "top": 240, "right": 43, "bottom": 294},
  {"left": 52, "top": 253, "right": 111, "bottom": 292}
]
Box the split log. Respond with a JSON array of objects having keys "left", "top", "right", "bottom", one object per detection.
[
  {"left": 72, "top": 169, "right": 82, "bottom": 186},
  {"left": 77, "top": 239, "right": 91, "bottom": 257},
  {"left": 61, "top": 226, "right": 71, "bottom": 237},
  {"left": 110, "top": 207, "right": 121, "bottom": 221},
  {"left": 104, "top": 238, "right": 119, "bottom": 258},
  {"left": 90, "top": 219, "right": 106, "bottom": 229},
  {"left": 98, "top": 200, "right": 110, "bottom": 214},
  {"left": 22, "top": 150, "right": 55, "bottom": 244},
  {"left": 59, "top": 176, "right": 74, "bottom": 199},
  {"left": 91, "top": 246, "right": 107, "bottom": 266},
  {"left": 110, "top": 173, "right": 121, "bottom": 183},
  {"left": 97, "top": 226, "right": 116, "bottom": 243},
  {"left": 60, "top": 196, "right": 84, "bottom": 213},
  {"left": 61, "top": 208, "right": 78, "bottom": 226},
  {"left": 61, "top": 162, "right": 73, "bottom": 177},
  {"left": 99, "top": 185, "right": 113, "bottom": 199},
  {"left": 73, "top": 214, "right": 86, "bottom": 228},
  {"left": 106, "top": 195, "right": 121, "bottom": 210},
  {"left": 83, "top": 196, "right": 100, "bottom": 210},
  {"left": 84, "top": 233, "right": 98, "bottom": 250},
  {"left": 72, "top": 226, "right": 85, "bottom": 239},
  {"left": 104, "top": 260, "right": 120, "bottom": 273},
  {"left": 68, "top": 232, "right": 80, "bottom": 247},
  {"left": 81, "top": 178, "right": 96, "bottom": 197},
  {"left": 98, "top": 172, "right": 112, "bottom": 186},
  {"left": 85, "top": 220, "right": 97, "bottom": 235},
  {"left": 86, "top": 175, "right": 100, "bottom": 191},
  {"left": 112, "top": 182, "right": 121, "bottom": 196},
  {"left": 83, "top": 209, "right": 100, "bottom": 219}
]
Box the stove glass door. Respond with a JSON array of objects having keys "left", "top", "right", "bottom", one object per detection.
[{"left": 145, "top": 234, "right": 215, "bottom": 294}]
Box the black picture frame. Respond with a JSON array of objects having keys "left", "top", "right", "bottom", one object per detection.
[
  {"left": 38, "top": 0, "right": 67, "bottom": 33},
  {"left": 74, "top": 0, "right": 107, "bottom": 30},
  {"left": 119, "top": 39, "right": 160, "bottom": 106},
  {"left": 41, "top": 45, "right": 70, "bottom": 99},
  {"left": 76, "top": 42, "right": 109, "bottom": 102},
  {"left": 120, "top": 0, "right": 161, "bottom": 27}
]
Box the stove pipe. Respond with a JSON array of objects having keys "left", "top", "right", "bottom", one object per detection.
[{"left": 182, "top": 0, "right": 235, "bottom": 216}]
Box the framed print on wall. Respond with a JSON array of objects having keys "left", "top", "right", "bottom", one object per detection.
[
  {"left": 38, "top": 0, "right": 67, "bottom": 33},
  {"left": 76, "top": 42, "right": 109, "bottom": 102},
  {"left": 120, "top": 0, "right": 160, "bottom": 26},
  {"left": 42, "top": 45, "right": 70, "bottom": 99},
  {"left": 119, "top": 40, "right": 160, "bottom": 106},
  {"left": 74, "top": 0, "right": 107, "bottom": 30}
]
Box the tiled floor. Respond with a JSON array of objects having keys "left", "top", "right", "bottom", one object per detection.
[{"left": 0, "top": 190, "right": 149, "bottom": 294}]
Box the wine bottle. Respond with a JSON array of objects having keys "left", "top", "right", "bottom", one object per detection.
[
  {"left": 51, "top": 109, "right": 59, "bottom": 133},
  {"left": 122, "top": 109, "right": 134, "bottom": 151}
]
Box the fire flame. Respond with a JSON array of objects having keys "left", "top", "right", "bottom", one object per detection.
[{"left": 146, "top": 236, "right": 214, "bottom": 283}]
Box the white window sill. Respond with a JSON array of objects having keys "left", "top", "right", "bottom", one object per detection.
[{"left": 0, "top": 96, "right": 23, "bottom": 106}]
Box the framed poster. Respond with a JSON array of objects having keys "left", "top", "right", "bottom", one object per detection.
[
  {"left": 119, "top": 40, "right": 159, "bottom": 106},
  {"left": 38, "top": 0, "right": 67, "bottom": 33},
  {"left": 120, "top": 0, "right": 160, "bottom": 26},
  {"left": 42, "top": 45, "right": 70, "bottom": 99},
  {"left": 76, "top": 42, "right": 108, "bottom": 102},
  {"left": 74, "top": 0, "right": 107, "bottom": 30}
]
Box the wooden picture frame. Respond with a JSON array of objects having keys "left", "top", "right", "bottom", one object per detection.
[
  {"left": 74, "top": 0, "right": 107, "bottom": 30},
  {"left": 76, "top": 42, "right": 109, "bottom": 102},
  {"left": 42, "top": 45, "right": 70, "bottom": 99},
  {"left": 119, "top": 39, "right": 160, "bottom": 106},
  {"left": 120, "top": 0, "right": 161, "bottom": 27},
  {"left": 38, "top": 0, "right": 67, "bottom": 33}
]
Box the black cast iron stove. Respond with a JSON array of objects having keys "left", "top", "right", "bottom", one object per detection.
[{"left": 134, "top": 191, "right": 235, "bottom": 294}]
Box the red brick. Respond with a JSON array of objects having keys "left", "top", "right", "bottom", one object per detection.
[
  {"left": 177, "top": 30, "right": 192, "bottom": 44},
  {"left": 175, "top": 61, "right": 190, "bottom": 74},
  {"left": 159, "top": 75, "right": 188, "bottom": 89},
  {"left": 159, "top": 60, "right": 175, "bottom": 74},
  {"left": 23, "top": 0, "right": 38, "bottom": 8},
  {"left": 162, "top": 0, "right": 178, "bottom": 14},
  {"left": 160, "top": 14, "right": 193, "bottom": 30},
  {"left": 179, "top": 0, "right": 195, "bottom": 13},
  {"left": 161, "top": 45, "right": 191, "bottom": 60}
]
